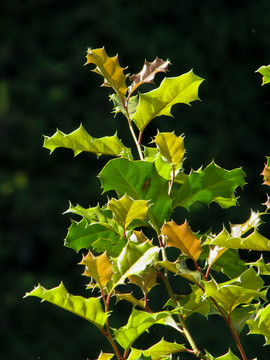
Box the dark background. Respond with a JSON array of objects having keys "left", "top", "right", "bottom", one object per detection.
[{"left": 1, "top": 0, "right": 270, "bottom": 359}]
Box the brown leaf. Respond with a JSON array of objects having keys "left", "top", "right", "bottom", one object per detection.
[
  {"left": 161, "top": 220, "right": 202, "bottom": 261},
  {"left": 128, "top": 57, "right": 170, "bottom": 96}
]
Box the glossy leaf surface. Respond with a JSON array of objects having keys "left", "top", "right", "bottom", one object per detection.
[
  {"left": 24, "top": 283, "right": 107, "bottom": 328},
  {"left": 44, "top": 124, "right": 131, "bottom": 158},
  {"left": 132, "top": 70, "right": 203, "bottom": 132},
  {"left": 99, "top": 158, "right": 172, "bottom": 230},
  {"left": 154, "top": 132, "right": 185, "bottom": 167},
  {"left": 172, "top": 162, "right": 246, "bottom": 210},
  {"left": 86, "top": 47, "right": 128, "bottom": 98}
]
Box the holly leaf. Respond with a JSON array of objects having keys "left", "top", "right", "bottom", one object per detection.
[
  {"left": 64, "top": 203, "right": 112, "bottom": 225},
  {"left": 142, "top": 338, "right": 186, "bottom": 360},
  {"left": 215, "top": 349, "right": 241, "bottom": 360},
  {"left": 111, "top": 241, "right": 159, "bottom": 289},
  {"left": 154, "top": 132, "right": 185, "bottom": 167},
  {"left": 107, "top": 194, "right": 149, "bottom": 231},
  {"left": 256, "top": 65, "right": 270, "bottom": 85},
  {"left": 128, "top": 267, "right": 157, "bottom": 294},
  {"left": 113, "top": 308, "right": 171, "bottom": 349},
  {"left": 177, "top": 284, "right": 210, "bottom": 319},
  {"left": 161, "top": 220, "right": 202, "bottom": 262},
  {"left": 159, "top": 259, "right": 201, "bottom": 285},
  {"left": 85, "top": 47, "right": 128, "bottom": 99},
  {"left": 64, "top": 218, "right": 127, "bottom": 257},
  {"left": 99, "top": 158, "right": 172, "bottom": 231},
  {"left": 43, "top": 124, "right": 131, "bottom": 158},
  {"left": 96, "top": 352, "right": 114, "bottom": 360},
  {"left": 80, "top": 251, "right": 113, "bottom": 289},
  {"left": 132, "top": 70, "right": 203, "bottom": 132},
  {"left": 172, "top": 162, "right": 246, "bottom": 210},
  {"left": 110, "top": 93, "right": 138, "bottom": 118},
  {"left": 247, "top": 304, "right": 270, "bottom": 345},
  {"left": 261, "top": 156, "right": 270, "bottom": 186},
  {"left": 24, "top": 282, "right": 107, "bottom": 328},
  {"left": 128, "top": 57, "right": 170, "bottom": 96}
]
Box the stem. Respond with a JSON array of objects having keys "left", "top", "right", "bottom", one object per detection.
[{"left": 158, "top": 236, "right": 209, "bottom": 360}]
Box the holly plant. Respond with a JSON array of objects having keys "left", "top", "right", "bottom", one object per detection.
[{"left": 25, "top": 48, "right": 270, "bottom": 360}]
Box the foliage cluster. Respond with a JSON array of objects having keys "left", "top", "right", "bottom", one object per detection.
[{"left": 25, "top": 49, "right": 270, "bottom": 360}]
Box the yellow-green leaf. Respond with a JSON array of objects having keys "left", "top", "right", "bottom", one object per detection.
[
  {"left": 85, "top": 47, "right": 128, "bottom": 99},
  {"left": 80, "top": 251, "right": 113, "bottom": 289},
  {"left": 107, "top": 194, "right": 149, "bottom": 230},
  {"left": 96, "top": 352, "right": 114, "bottom": 360},
  {"left": 256, "top": 65, "right": 270, "bottom": 85},
  {"left": 44, "top": 124, "right": 131, "bottom": 158},
  {"left": 154, "top": 132, "right": 185, "bottom": 167},
  {"left": 24, "top": 282, "right": 107, "bottom": 328},
  {"left": 161, "top": 220, "right": 202, "bottom": 261},
  {"left": 132, "top": 70, "right": 203, "bottom": 132}
]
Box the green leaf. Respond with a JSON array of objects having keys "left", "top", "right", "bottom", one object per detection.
[
  {"left": 24, "top": 282, "right": 107, "bottom": 328},
  {"left": 247, "top": 304, "right": 270, "bottom": 345},
  {"left": 261, "top": 156, "right": 270, "bottom": 186},
  {"left": 256, "top": 65, "right": 270, "bottom": 85},
  {"left": 132, "top": 70, "right": 203, "bottom": 132},
  {"left": 107, "top": 194, "right": 149, "bottom": 230},
  {"left": 142, "top": 338, "right": 186, "bottom": 360},
  {"left": 205, "top": 226, "right": 270, "bottom": 252},
  {"left": 64, "top": 203, "right": 112, "bottom": 225},
  {"left": 203, "top": 268, "right": 264, "bottom": 313},
  {"left": 216, "top": 349, "right": 241, "bottom": 360},
  {"left": 172, "top": 162, "right": 246, "bottom": 210},
  {"left": 230, "top": 305, "right": 255, "bottom": 334},
  {"left": 110, "top": 93, "right": 138, "bottom": 118},
  {"left": 161, "top": 220, "right": 202, "bottom": 261},
  {"left": 111, "top": 241, "right": 159, "bottom": 289},
  {"left": 113, "top": 308, "right": 171, "bottom": 349},
  {"left": 85, "top": 47, "right": 128, "bottom": 98},
  {"left": 64, "top": 218, "right": 127, "bottom": 257},
  {"left": 43, "top": 124, "right": 132, "bottom": 158},
  {"left": 96, "top": 352, "right": 115, "bottom": 360},
  {"left": 249, "top": 255, "right": 270, "bottom": 275},
  {"left": 80, "top": 251, "right": 113, "bottom": 289},
  {"left": 99, "top": 158, "right": 172, "bottom": 231},
  {"left": 154, "top": 132, "right": 185, "bottom": 167},
  {"left": 159, "top": 259, "right": 201, "bottom": 285},
  {"left": 177, "top": 284, "right": 210, "bottom": 319},
  {"left": 128, "top": 57, "right": 171, "bottom": 96}
]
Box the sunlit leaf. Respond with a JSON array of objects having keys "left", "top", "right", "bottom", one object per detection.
[
  {"left": 249, "top": 255, "right": 270, "bottom": 275},
  {"left": 128, "top": 57, "right": 170, "bottom": 96},
  {"left": 128, "top": 267, "right": 157, "bottom": 294},
  {"left": 132, "top": 70, "right": 203, "bottom": 132},
  {"left": 159, "top": 259, "right": 201, "bottom": 285},
  {"left": 24, "top": 283, "right": 107, "bottom": 328},
  {"left": 215, "top": 349, "right": 241, "bottom": 360},
  {"left": 80, "top": 251, "right": 112, "bottom": 289},
  {"left": 177, "top": 284, "right": 210, "bottom": 319},
  {"left": 110, "top": 93, "right": 138, "bottom": 118},
  {"left": 99, "top": 158, "right": 172, "bottom": 231},
  {"left": 64, "top": 202, "right": 112, "bottom": 225},
  {"left": 172, "top": 162, "right": 246, "bottom": 210},
  {"left": 64, "top": 218, "right": 126, "bottom": 257},
  {"left": 115, "top": 291, "right": 145, "bottom": 309},
  {"left": 85, "top": 47, "right": 128, "bottom": 98},
  {"left": 142, "top": 338, "right": 186, "bottom": 360},
  {"left": 154, "top": 132, "right": 185, "bottom": 167},
  {"left": 107, "top": 194, "right": 149, "bottom": 230},
  {"left": 247, "top": 304, "right": 270, "bottom": 345},
  {"left": 256, "top": 65, "right": 270, "bottom": 85},
  {"left": 230, "top": 210, "right": 264, "bottom": 237},
  {"left": 230, "top": 305, "right": 255, "bottom": 334},
  {"left": 112, "top": 241, "right": 159, "bottom": 289},
  {"left": 43, "top": 124, "right": 131, "bottom": 158},
  {"left": 203, "top": 268, "right": 264, "bottom": 313},
  {"left": 161, "top": 220, "right": 202, "bottom": 261},
  {"left": 113, "top": 308, "right": 171, "bottom": 349},
  {"left": 96, "top": 352, "right": 114, "bottom": 360},
  {"left": 261, "top": 156, "right": 270, "bottom": 186}
]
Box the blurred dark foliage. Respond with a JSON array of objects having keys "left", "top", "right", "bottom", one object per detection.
[{"left": 1, "top": 0, "right": 270, "bottom": 359}]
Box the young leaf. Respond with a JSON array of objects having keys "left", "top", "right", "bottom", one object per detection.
[
  {"left": 230, "top": 210, "right": 264, "bottom": 237},
  {"left": 159, "top": 259, "right": 201, "bottom": 285},
  {"left": 43, "top": 124, "right": 132, "bottom": 158},
  {"left": 154, "top": 132, "right": 185, "bottom": 167},
  {"left": 111, "top": 241, "right": 159, "bottom": 289},
  {"left": 115, "top": 291, "right": 145, "bottom": 309},
  {"left": 85, "top": 47, "right": 128, "bottom": 99},
  {"left": 24, "top": 282, "right": 107, "bottom": 328},
  {"left": 128, "top": 268, "right": 157, "bottom": 294},
  {"left": 128, "top": 57, "right": 170, "bottom": 96},
  {"left": 110, "top": 93, "right": 138, "bottom": 118},
  {"left": 64, "top": 218, "right": 127, "bottom": 257},
  {"left": 177, "top": 284, "right": 210, "bottom": 319},
  {"left": 246, "top": 304, "right": 270, "bottom": 345},
  {"left": 107, "top": 194, "right": 149, "bottom": 231},
  {"left": 215, "top": 349, "right": 241, "bottom": 360},
  {"left": 256, "top": 65, "right": 270, "bottom": 85},
  {"left": 96, "top": 352, "right": 114, "bottom": 360},
  {"left": 142, "top": 338, "right": 186, "bottom": 360},
  {"left": 261, "top": 156, "right": 270, "bottom": 186},
  {"left": 249, "top": 255, "right": 270, "bottom": 275},
  {"left": 171, "top": 162, "right": 246, "bottom": 210},
  {"left": 161, "top": 220, "right": 202, "bottom": 262},
  {"left": 80, "top": 251, "right": 113, "bottom": 289},
  {"left": 99, "top": 158, "right": 172, "bottom": 231},
  {"left": 113, "top": 308, "right": 171, "bottom": 349},
  {"left": 132, "top": 70, "right": 203, "bottom": 132},
  {"left": 64, "top": 203, "right": 112, "bottom": 225}
]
